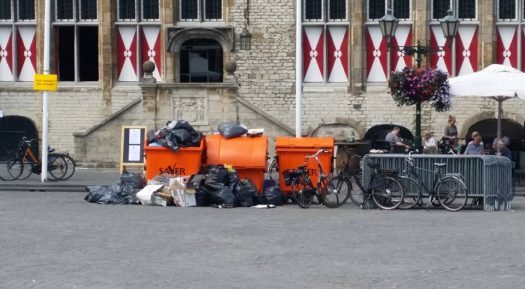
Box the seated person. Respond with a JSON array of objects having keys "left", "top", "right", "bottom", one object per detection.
[
  {"left": 492, "top": 130, "right": 511, "bottom": 150},
  {"left": 422, "top": 130, "right": 438, "bottom": 154},
  {"left": 464, "top": 131, "right": 485, "bottom": 155},
  {"left": 385, "top": 126, "right": 409, "bottom": 153},
  {"left": 496, "top": 140, "right": 512, "bottom": 159}
]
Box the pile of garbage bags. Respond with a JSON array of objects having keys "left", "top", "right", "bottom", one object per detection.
[
  {"left": 84, "top": 167, "right": 285, "bottom": 208},
  {"left": 147, "top": 120, "right": 203, "bottom": 151},
  {"left": 84, "top": 172, "right": 144, "bottom": 204}
]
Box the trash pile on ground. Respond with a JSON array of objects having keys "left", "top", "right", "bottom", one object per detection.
[
  {"left": 84, "top": 166, "right": 284, "bottom": 208},
  {"left": 84, "top": 172, "right": 144, "bottom": 204}
]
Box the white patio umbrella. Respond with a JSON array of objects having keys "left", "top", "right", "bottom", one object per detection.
[{"left": 449, "top": 64, "right": 525, "bottom": 146}]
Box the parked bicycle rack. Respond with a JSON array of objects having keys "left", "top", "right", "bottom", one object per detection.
[{"left": 362, "top": 154, "right": 513, "bottom": 211}]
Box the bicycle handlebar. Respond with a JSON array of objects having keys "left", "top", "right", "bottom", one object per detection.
[{"left": 304, "top": 148, "right": 329, "bottom": 160}]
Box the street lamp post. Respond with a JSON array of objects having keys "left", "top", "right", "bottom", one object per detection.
[{"left": 379, "top": 9, "right": 459, "bottom": 151}]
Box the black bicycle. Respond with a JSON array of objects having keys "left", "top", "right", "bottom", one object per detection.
[
  {"left": 337, "top": 156, "right": 405, "bottom": 210},
  {"left": 399, "top": 152, "right": 468, "bottom": 211},
  {"left": 283, "top": 149, "right": 351, "bottom": 208},
  {"left": 0, "top": 137, "right": 76, "bottom": 181}
]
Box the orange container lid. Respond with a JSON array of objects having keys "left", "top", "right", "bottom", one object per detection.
[
  {"left": 206, "top": 134, "right": 268, "bottom": 168},
  {"left": 275, "top": 136, "right": 334, "bottom": 149}
]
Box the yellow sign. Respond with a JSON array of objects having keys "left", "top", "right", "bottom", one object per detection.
[{"left": 33, "top": 74, "right": 58, "bottom": 91}]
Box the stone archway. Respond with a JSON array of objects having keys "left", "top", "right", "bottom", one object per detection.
[
  {"left": 460, "top": 111, "right": 525, "bottom": 141},
  {"left": 465, "top": 118, "right": 524, "bottom": 151},
  {"left": 308, "top": 119, "right": 367, "bottom": 141},
  {"left": 0, "top": 115, "right": 39, "bottom": 155},
  {"left": 167, "top": 27, "right": 234, "bottom": 53}
]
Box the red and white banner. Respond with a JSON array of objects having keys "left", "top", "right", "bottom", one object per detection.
[
  {"left": 366, "top": 25, "right": 388, "bottom": 82},
  {"left": 117, "top": 26, "right": 138, "bottom": 81},
  {"left": 430, "top": 25, "right": 452, "bottom": 75},
  {"left": 0, "top": 26, "right": 14, "bottom": 81},
  {"left": 303, "top": 26, "right": 324, "bottom": 82},
  {"left": 496, "top": 26, "right": 518, "bottom": 68},
  {"left": 141, "top": 26, "right": 161, "bottom": 81},
  {"left": 17, "top": 26, "right": 36, "bottom": 82},
  {"left": 327, "top": 26, "right": 348, "bottom": 83},
  {"left": 455, "top": 25, "right": 478, "bottom": 76},
  {"left": 391, "top": 25, "right": 413, "bottom": 71}
]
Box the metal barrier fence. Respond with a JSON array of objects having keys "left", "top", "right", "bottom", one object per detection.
[{"left": 362, "top": 154, "right": 513, "bottom": 211}]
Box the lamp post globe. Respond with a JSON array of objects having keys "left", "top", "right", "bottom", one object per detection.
[
  {"left": 439, "top": 10, "right": 460, "bottom": 46},
  {"left": 378, "top": 8, "right": 399, "bottom": 46}
]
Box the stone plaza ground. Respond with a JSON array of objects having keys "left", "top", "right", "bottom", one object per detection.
[{"left": 1, "top": 187, "right": 525, "bottom": 289}]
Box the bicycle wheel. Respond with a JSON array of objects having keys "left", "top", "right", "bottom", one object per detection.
[
  {"left": 0, "top": 154, "right": 23, "bottom": 181},
  {"left": 348, "top": 171, "right": 365, "bottom": 206},
  {"left": 267, "top": 158, "right": 279, "bottom": 181},
  {"left": 17, "top": 159, "right": 34, "bottom": 180},
  {"left": 48, "top": 155, "right": 68, "bottom": 180},
  {"left": 320, "top": 175, "right": 350, "bottom": 208},
  {"left": 436, "top": 177, "right": 467, "bottom": 211},
  {"left": 59, "top": 154, "right": 76, "bottom": 180},
  {"left": 371, "top": 176, "right": 404, "bottom": 210},
  {"left": 291, "top": 175, "right": 314, "bottom": 209},
  {"left": 398, "top": 177, "right": 421, "bottom": 209}
]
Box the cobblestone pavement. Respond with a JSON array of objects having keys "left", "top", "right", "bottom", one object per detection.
[{"left": 1, "top": 191, "right": 525, "bottom": 289}]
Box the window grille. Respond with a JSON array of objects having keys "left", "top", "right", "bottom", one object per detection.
[
  {"left": 498, "top": 0, "right": 516, "bottom": 20},
  {"left": 142, "top": 0, "right": 159, "bottom": 20},
  {"left": 393, "top": 0, "right": 410, "bottom": 20},
  {"left": 56, "top": 0, "right": 74, "bottom": 20},
  {"left": 0, "top": 0, "right": 12, "bottom": 20},
  {"left": 119, "top": 0, "right": 136, "bottom": 20},
  {"left": 368, "top": 0, "right": 385, "bottom": 20},
  {"left": 458, "top": 0, "right": 476, "bottom": 19},
  {"left": 432, "top": 0, "right": 450, "bottom": 19},
  {"left": 18, "top": 0, "right": 35, "bottom": 20},
  {"left": 328, "top": 0, "right": 345, "bottom": 21},
  {"left": 205, "top": 0, "right": 221, "bottom": 20},
  {"left": 181, "top": 0, "right": 198, "bottom": 20},
  {"left": 305, "top": 0, "right": 322, "bottom": 21},
  {"left": 80, "top": 0, "right": 97, "bottom": 20}
]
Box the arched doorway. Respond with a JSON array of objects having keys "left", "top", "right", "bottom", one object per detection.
[
  {"left": 180, "top": 39, "right": 223, "bottom": 83},
  {"left": 0, "top": 116, "right": 39, "bottom": 156},
  {"left": 467, "top": 119, "right": 524, "bottom": 151},
  {"left": 364, "top": 124, "right": 414, "bottom": 150}
]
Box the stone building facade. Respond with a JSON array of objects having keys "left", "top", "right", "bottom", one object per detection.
[{"left": 0, "top": 0, "right": 524, "bottom": 166}]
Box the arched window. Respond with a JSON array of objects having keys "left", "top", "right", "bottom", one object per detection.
[{"left": 180, "top": 39, "right": 223, "bottom": 83}]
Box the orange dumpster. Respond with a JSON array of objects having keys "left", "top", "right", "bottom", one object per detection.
[
  {"left": 144, "top": 137, "right": 205, "bottom": 182},
  {"left": 206, "top": 134, "right": 268, "bottom": 194},
  {"left": 275, "top": 137, "right": 334, "bottom": 194}
]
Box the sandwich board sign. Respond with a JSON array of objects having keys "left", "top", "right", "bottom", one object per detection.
[{"left": 120, "top": 126, "right": 147, "bottom": 173}]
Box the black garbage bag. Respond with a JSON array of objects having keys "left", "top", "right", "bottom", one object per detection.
[
  {"left": 264, "top": 186, "right": 284, "bottom": 206},
  {"left": 203, "top": 182, "right": 235, "bottom": 205},
  {"left": 84, "top": 185, "right": 139, "bottom": 205},
  {"left": 227, "top": 170, "right": 240, "bottom": 191},
  {"left": 169, "top": 129, "right": 191, "bottom": 146},
  {"left": 156, "top": 120, "right": 203, "bottom": 151},
  {"left": 234, "top": 178, "right": 256, "bottom": 207},
  {"left": 146, "top": 129, "right": 157, "bottom": 144},
  {"left": 205, "top": 165, "right": 229, "bottom": 185},
  {"left": 218, "top": 123, "right": 248, "bottom": 139},
  {"left": 195, "top": 190, "right": 210, "bottom": 206},
  {"left": 120, "top": 171, "right": 145, "bottom": 189}
]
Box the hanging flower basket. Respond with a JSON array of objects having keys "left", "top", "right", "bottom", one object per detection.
[{"left": 389, "top": 67, "right": 452, "bottom": 112}]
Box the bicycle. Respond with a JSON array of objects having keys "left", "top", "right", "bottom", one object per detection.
[
  {"left": 399, "top": 152, "right": 468, "bottom": 211},
  {"left": 282, "top": 149, "right": 351, "bottom": 208},
  {"left": 338, "top": 156, "right": 405, "bottom": 210},
  {"left": 4, "top": 137, "right": 76, "bottom": 181}
]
